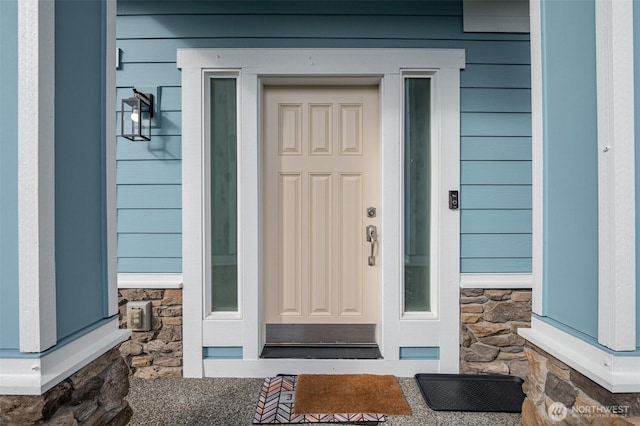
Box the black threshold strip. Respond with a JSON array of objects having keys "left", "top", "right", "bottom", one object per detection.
[{"left": 260, "top": 345, "right": 383, "bottom": 359}]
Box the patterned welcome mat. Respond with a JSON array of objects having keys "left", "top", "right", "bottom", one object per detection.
[{"left": 253, "top": 376, "right": 387, "bottom": 424}]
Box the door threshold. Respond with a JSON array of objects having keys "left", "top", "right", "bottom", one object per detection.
[{"left": 260, "top": 345, "right": 383, "bottom": 359}]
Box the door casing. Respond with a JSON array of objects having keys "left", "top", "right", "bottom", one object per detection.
[{"left": 178, "top": 49, "right": 464, "bottom": 377}]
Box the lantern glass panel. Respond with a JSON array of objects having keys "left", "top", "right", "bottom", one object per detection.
[
  {"left": 122, "top": 94, "right": 153, "bottom": 141},
  {"left": 140, "top": 99, "right": 151, "bottom": 140},
  {"left": 122, "top": 97, "right": 141, "bottom": 141}
]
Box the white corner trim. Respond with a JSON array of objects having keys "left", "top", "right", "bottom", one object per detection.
[
  {"left": 595, "top": 0, "right": 636, "bottom": 351},
  {"left": 117, "top": 273, "right": 183, "bottom": 289},
  {"left": 180, "top": 65, "right": 205, "bottom": 378},
  {"left": 520, "top": 317, "right": 640, "bottom": 393},
  {"left": 460, "top": 273, "right": 532, "bottom": 289},
  {"left": 0, "top": 318, "right": 130, "bottom": 395},
  {"left": 17, "top": 0, "right": 57, "bottom": 353},
  {"left": 529, "top": 0, "right": 544, "bottom": 316},
  {"left": 105, "top": 0, "right": 118, "bottom": 316},
  {"left": 463, "top": 0, "right": 530, "bottom": 33}
]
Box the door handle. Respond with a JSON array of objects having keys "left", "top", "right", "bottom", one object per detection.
[{"left": 366, "top": 225, "right": 377, "bottom": 266}]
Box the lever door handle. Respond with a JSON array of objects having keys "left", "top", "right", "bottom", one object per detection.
[{"left": 366, "top": 225, "right": 377, "bottom": 266}]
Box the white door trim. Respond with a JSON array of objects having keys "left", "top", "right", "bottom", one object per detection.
[{"left": 178, "top": 49, "right": 464, "bottom": 377}]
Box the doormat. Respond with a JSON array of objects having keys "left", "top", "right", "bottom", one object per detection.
[
  {"left": 415, "top": 373, "right": 525, "bottom": 413},
  {"left": 253, "top": 376, "right": 387, "bottom": 424},
  {"left": 294, "top": 374, "right": 411, "bottom": 416}
]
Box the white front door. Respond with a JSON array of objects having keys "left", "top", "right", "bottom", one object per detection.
[{"left": 263, "top": 85, "right": 379, "bottom": 325}]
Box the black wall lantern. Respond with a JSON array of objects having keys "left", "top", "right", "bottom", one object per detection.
[{"left": 121, "top": 89, "right": 154, "bottom": 141}]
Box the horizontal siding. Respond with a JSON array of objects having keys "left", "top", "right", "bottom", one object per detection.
[
  {"left": 117, "top": 136, "right": 182, "bottom": 160},
  {"left": 118, "top": 1, "right": 463, "bottom": 16},
  {"left": 461, "top": 161, "right": 532, "bottom": 185},
  {"left": 461, "top": 258, "right": 531, "bottom": 273},
  {"left": 460, "top": 185, "right": 531, "bottom": 210},
  {"left": 118, "top": 209, "right": 182, "bottom": 233},
  {"left": 116, "top": 1, "right": 531, "bottom": 274},
  {"left": 118, "top": 185, "right": 182, "bottom": 209},
  {"left": 117, "top": 160, "right": 182, "bottom": 185},
  {"left": 118, "top": 234, "right": 182, "bottom": 258},
  {"left": 461, "top": 89, "right": 531, "bottom": 112},
  {"left": 118, "top": 258, "right": 182, "bottom": 273},
  {"left": 461, "top": 210, "right": 532, "bottom": 234},
  {"left": 461, "top": 113, "right": 532, "bottom": 137},
  {"left": 461, "top": 137, "right": 531, "bottom": 160},
  {"left": 461, "top": 234, "right": 531, "bottom": 258},
  {"left": 461, "top": 65, "right": 530, "bottom": 88},
  {"left": 117, "top": 15, "right": 528, "bottom": 41},
  {"left": 117, "top": 38, "right": 531, "bottom": 64},
  {"left": 116, "top": 87, "right": 181, "bottom": 112}
]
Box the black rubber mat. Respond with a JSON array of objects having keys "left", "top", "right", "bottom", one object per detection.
[
  {"left": 260, "top": 345, "right": 382, "bottom": 359},
  {"left": 415, "top": 374, "right": 525, "bottom": 413}
]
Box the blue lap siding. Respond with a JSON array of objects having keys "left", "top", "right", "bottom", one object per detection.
[{"left": 115, "top": 0, "right": 532, "bottom": 275}]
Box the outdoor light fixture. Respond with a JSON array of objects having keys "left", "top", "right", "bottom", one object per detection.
[{"left": 121, "top": 88, "right": 154, "bottom": 141}]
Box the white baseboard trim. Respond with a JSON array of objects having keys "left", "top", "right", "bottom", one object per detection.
[
  {"left": 118, "top": 273, "right": 183, "bottom": 289},
  {"left": 460, "top": 273, "right": 533, "bottom": 289},
  {"left": 0, "top": 318, "right": 130, "bottom": 395},
  {"left": 519, "top": 317, "right": 640, "bottom": 393}
]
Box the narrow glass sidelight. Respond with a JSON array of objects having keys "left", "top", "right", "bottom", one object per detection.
[
  {"left": 210, "top": 78, "right": 238, "bottom": 312},
  {"left": 404, "top": 78, "right": 431, "bottom": 312}
]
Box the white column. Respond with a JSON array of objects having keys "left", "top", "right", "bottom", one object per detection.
[
  {"left": 595, "top": 0, "right": 636, "bottom": 351},
  {"left": 18, "top": 0, "right": 57, "bottom": 352}
]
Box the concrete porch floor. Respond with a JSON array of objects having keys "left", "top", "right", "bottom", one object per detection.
[{"left": 126, "top": 376, "right": 522, "bottom": 425}]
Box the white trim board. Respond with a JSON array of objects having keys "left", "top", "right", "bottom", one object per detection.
[
  {"left": 595, "top": 0, "right": 636, "bottom": 351},
  {"left": 529, "top": 0, "right": 544, "bottom": 316},
  {"left": 0, "top": 318, "right": 130, "bottom": 395},
  {"left": 105, "top": 0, "right": 118, "bottom": 316},
  {"left": 203, "top": 359, "right": 440, "bottom": 378},
  {"left": 520, "top": 317, "right": 640, "bottom": 393},
  {"left": 17, "top": 0, "right": 57, "bottom": 353},
  {"left": 178, "top": 49, "right": 464, "bottom": 378},
  {"left": 118, "top": 273, "right": 183, "bottom": 289},
  {"left": 460, "top": 273, "right": 532, "bottom": 289}
]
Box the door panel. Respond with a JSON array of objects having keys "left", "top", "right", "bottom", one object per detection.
[
  {"left": 279, "top": 173, "right": 302, "bottom": 316},
  {"left": 263, "top": 85, "right": 379, "bottom": 324}
]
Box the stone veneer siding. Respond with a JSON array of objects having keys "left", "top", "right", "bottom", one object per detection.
[
  {"left": 522, "top": 342, "right": 640, "bottom": 425},
  {"left": 0, "top": 347, "right": 132, "bottom": 425},
  {"left": 118, "top": 289, "right": 183, "bottom": 379},
  {"left": 460, "top": 288, "right": 533, "bottom": 378}
]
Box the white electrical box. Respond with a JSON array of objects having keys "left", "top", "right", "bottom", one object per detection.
[{"left": 126, "top": 301, "right": 152, "bottom": 331}]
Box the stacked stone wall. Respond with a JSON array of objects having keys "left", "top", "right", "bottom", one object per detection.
[
  {"left": 118, "top": 289, "right": 183, "bottom": 378},
  {"left": 522, "top": 342, "right": 640, "bottom": 425},
  {"left": 0, "top": 347, "right": 132, "bottom": 425},
  {"left": 460, "top": 288, "right": 532, "bottom": 378}
]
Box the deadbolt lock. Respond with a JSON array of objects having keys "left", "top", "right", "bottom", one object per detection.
[{"left": 367, "top": 207, "right": 376, "bottom": 218}]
